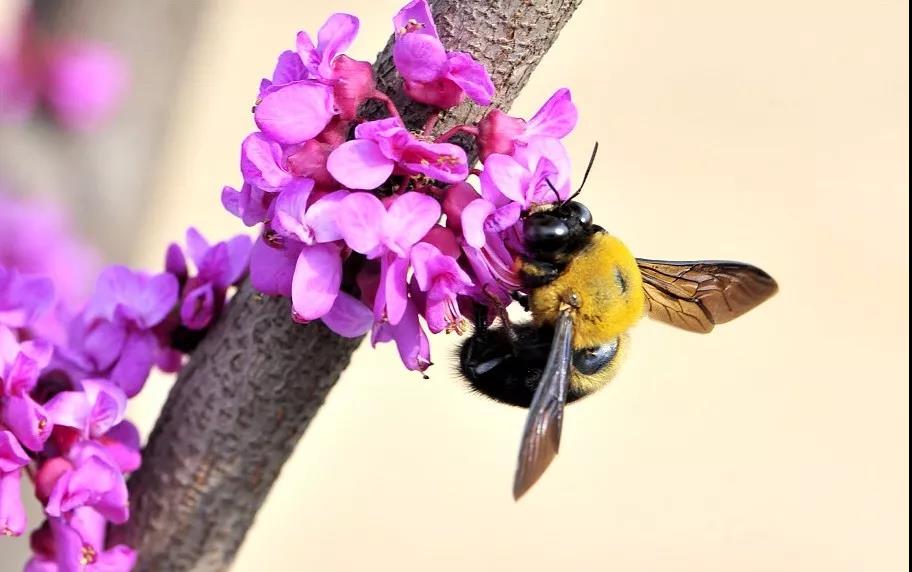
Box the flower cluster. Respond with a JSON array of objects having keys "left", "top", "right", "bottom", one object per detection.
[
  {"left": 224, "top": 0, "right": 577, "bottom": 371},
  {"left": 1, "top": 191, "right": 250, "bottom": 571},
  {"left": 0, "top": 7, "right": 128, "bottom": 130}
]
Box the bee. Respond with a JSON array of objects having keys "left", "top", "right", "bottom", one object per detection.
[{"left": 458, "top": 147, "right": 778, "bottom": 499}]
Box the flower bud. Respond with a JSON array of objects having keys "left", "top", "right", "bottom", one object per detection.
[{"left": 476, "top": 109, "right": 526, "bottom": 160}]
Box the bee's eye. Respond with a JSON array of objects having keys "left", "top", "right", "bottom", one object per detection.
[
  {"left": 565, "top": 201, "right": 592, "bottom": 226},
  {"left": 523, "top": 215, "right": 570, "bottom": 252}
]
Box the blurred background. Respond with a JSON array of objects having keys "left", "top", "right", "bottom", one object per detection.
[{"left": 1, "top": 0, "right": 908, "bottom": 570}]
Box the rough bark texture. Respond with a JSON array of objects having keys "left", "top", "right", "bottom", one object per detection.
[{"left": 120, "top": 1, "right": 582, "bottom": 570}]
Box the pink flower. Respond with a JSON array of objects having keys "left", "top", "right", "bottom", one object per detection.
[
  {"left": 221, "top": 183, "right": 274, "bottom": 227},
  {"left": 26, "top": 507, "right": 136, "bottom": 572},
  {"left": 327, "top": 117, "right": 469, "bottom": 189},
  {"left": 476, "top": 88, "right": 577, "bottom": 160},
  {"left": 410, "top": 242, "right": 473, "bottom": 334},
  {"left": 43, "top": 379, "right": 128, "bottom": 440},
  {"left": 0, "top": 267, "right": 54, "bottom": 329},
  {"left": 0, "top": 430, "right": 30, "bottom": 536},
  {"left": 168, "top": 228, "right": 251, "bottom": 330},
  {"left": 392, "top": 0, "right": 494, "bottom": 108},
  {"left": 371, "top": 299, "right": 431, "bottom": 371},
  {"left": 254, "top": 80, "right": 335, "bottom": 146},
  {"left": 0, "top": 328, "right": 53, "bottom": 451},
  {"left": 480, "top": 137, "right": 572, "bottom": 209},
  {"left": 43, "top": 41, "right": 128, "bottom": 132},
  {"left": 337, "top": 192, "right": 440, "bottom": 325},
  {"left": 43, "top": 443, "right": 129, "bottom": 524}
]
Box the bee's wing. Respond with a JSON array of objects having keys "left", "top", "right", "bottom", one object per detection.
[
  {"left": 636, "top": 259, "right": 778, "bottom": 333},
  {"left": 513, "top": 309, "right": 574, "bottom": 500}
]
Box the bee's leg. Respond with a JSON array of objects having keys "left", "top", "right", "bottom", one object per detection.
[
  {"left": 520, "top": 260, "right": 563, "bottom": 288},
  {"left": 480, "top": 287, "right": 519, "bottom": 352}
]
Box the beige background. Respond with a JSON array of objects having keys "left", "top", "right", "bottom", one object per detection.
[{"left": 3, "top": 0, "right": 909, "bottom": 570}]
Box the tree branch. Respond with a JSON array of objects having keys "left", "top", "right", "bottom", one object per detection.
[{"left": 116, "top": 1, "right": 582, "bottom": 569}]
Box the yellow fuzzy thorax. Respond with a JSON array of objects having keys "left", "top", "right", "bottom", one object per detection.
[{"left": 526, "top": 233, "right": 646, "bottom": 349}]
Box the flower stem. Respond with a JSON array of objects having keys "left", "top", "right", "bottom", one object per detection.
[
  {"left": 370, "top": 91, "right": 403, "bottom": 122},
  {"left": 422, "top": 112, "right": 442, "bottom": 135},
  {"left": 435, "top": 124, "right": 479, "bottom": 143}
]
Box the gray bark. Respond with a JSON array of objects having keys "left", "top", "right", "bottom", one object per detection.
[{"left": 118, "top": 1, "right": 583, "bottom": 570}]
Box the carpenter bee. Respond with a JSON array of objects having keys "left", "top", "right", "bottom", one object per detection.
[{"left": 458, "top": 146, "right": 778, "bottom": 499}]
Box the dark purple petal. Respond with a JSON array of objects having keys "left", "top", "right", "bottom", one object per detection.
[
  {"left": 165, "top": 242, "right": 188, "bottom": 280},
  {"left": 254, "top": 80, "right": 335, "bottom": 145},
  {"left": 180, "top": 283, "right": 216, "bottom": 330},
  {"left": 291, "top": 244, "right": 342, "bottom": 321},
  {"left": 321, "top": 292, "right": 373, "bottom": 338},
  {"left": 80, "top": 318, "right": 127, "bottom": 373},
  {"left": 327, "top": 140, "right": 394, "bottom": 190},
  {"left": 445, "top": 51, "right": 494, "bottom": 106}
]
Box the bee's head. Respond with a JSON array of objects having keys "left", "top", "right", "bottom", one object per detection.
[{"left": 523, "top": 200, "right": 595, "bottom": 260}]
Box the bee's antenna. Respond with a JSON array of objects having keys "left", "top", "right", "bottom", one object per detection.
[
  {"left": 564, "top": 141, "right": 599, "bottom": 204},
  {"left": 545, "top": 178, "right": 562, "bottom": 203}
]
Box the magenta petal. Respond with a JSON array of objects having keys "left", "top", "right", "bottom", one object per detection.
[
  {"left": 446, "top": 51, "right": 495, "bottom": 106},
  {"left": 81, "top": 319, "right": 127, "bottom": 372},
  {"left": 321, "top": 292, "right": 373, "bottom": 338},
  {"left": 165, "top": 242, "right": 188, "bottom": 280},
  {"left": 1, "top": 396, "right": 51, "bottom": 451},
  {"left": 255, "top": 80, "right": 335, "bottom": 145},
  {"left": 524, "top": 88, "right": 577, "bottom": 141},
  {"left": 96, "top": 545, "right": 138, "bottom": 571},
  {"left": 249, "top": 236, "right": 302, "bottom": 297},
  {"left": 0, "top": 430, "right": 29, "bottom": 472},
  {"left": 223, "top": 234, "right": 253, "bottom": 285},
  {"left": 240, "top": 132, "right": 292, "bottom": 190},
  {"left": 109, "top": 331, "right": 156, "bottom": 398},
  {"left": 460, "top": 198, "right": 495, "bottom": 248},
  {"left": 327, "top": 140, "right": 394, "bottom": 190},
  {"left": 303, "top": 190, "right": 349, "bottom": 243},
  {"left": 0, "top": 470, "right": 26, "bottom": 536},
  {"left": 273, "top": 179, "right": 316, "bottom": 242},
  {"left": 337, "top": 192, "right": 386, "bottom": 255},
  {"left": 291, "top": 244, "right": 342, "bottom": 321},
  {"left": 401, "top": 140, "right": 469, "bottom": 183},
  {"left": 83, "top": 379, "right": 128, "bottom": 438},
  {"left": 272, "top": 50, "right": 308, "bottom": 85},
  {"left": 134, "top": 272, "right": 179, "bottom": 328},
  {"left": 383, "top": 192, "right": 441, "bottom": 256},
  {"left": 393, "top": 33, "right": 448, "bottom": 82},
  {"left": 384, "top": 256, "right": 410, "bottom": 326},
  {"left": 480, "top": 153, "right": 528, "bottom": 204},
  {"left": 393, "top": 0, "right": 440, "bottom": 39},
  {"left": 185, "top": 227, "right": 210, "bottom": 269},
  {"left": 100, "top": 421, "right": 142, "bottom": 473},
  {"left": 43, "top": 391, "right": 90, "bottom": 435},
  {"left": 315, "top": 13, "right": 360, "bottom": 78},
  {"left": 373, "top": 300, "right": 430, "bottom": 371}
]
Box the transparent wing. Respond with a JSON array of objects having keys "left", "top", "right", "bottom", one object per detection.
[{"left": 513, "top": 309, "right": 574, "bottom": 500}]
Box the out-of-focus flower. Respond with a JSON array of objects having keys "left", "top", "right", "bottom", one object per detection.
[
  {"left": 26, "top": 507, "right": 136, "bottom": 572},
  {"left": 167, "top": 228, "right": 251, "bottom": 330},
  {"left": 476, "top": 88, "right": 577, "bottom": 160},
  {"left": 0, "top": 430, "right": 30, "bottom": 536},
  {"left": 43, "top": 42, "right": 128, "bottom": 132},
  {"left": 43, "top": 442, "right": 128, "bottom": 524},
  {"left": 392, "top": 0, "right": 494, "bottom": 108},
  {"left": 327, "top": 117, "right": 469, "bottom": 189},
  {"left": 0, "top": 268, "right": 54, "bottom": 329}
]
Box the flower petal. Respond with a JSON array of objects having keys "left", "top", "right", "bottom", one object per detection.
[
  {"left": 383, "top": 192, "right": 441, "bottom": 256},
  {"left": 393, "top": 33, "right": 448, "bottom": 83},
  {"left": 180, "top": 282, "right": 215, "bottom": 330},
  {"left": 337, "top": 192, "right": 386, "bottom": 255},
  {"left": 480, "top": 153, "right": 528, "bottom": 204},
  {"left": 523, "top": 88, "right": 577, "bottom": 141},
  {"left": 327, "top": 140, "right": 394, "bottom": 190},
  {"left": 445, "top": 51, "right": 495, "bottom": 106},
  {"left": 109, "top": 331, "right": 157, "bottom": 398},
  {"left": 400, "top": 140, "right": 469, "bottom": 183},
  {"left": 0, "top": 430, "right": 29, "bottom": 473},
  {"left": 43, "top": 391, "right": 90, "bottom": 436},
  {"left": 291, "top": 244, "right": 342, "bottom": 320},
  {"left": 460, "top": 198, "right": 495, "bottom": 248},
  {"left": 384, "top": 255, "right": 410, "bottom": 326},
  {"left": 254, "top": 80, "right": 335, "bottom": 145},
  {"left": 185, "top": 227, "right": 210, "bottom": 269},
  {"left": 1, "top": 396, "right": 51, "bottom": 451},
  {"left": 273, "top": 179, "right": 317, "bottom": 243},
  {"left": 271, "top": 50, "right": 308, "bottom": 86},
  {"left": 315, "top": 13, "right": 360, "bottom": 78},
  {"left": 303, "top": 189, "right": 349, "bottom": 243},
  {"left": 249, "top": 236, "right": 302, "bottom": 297},
  {"left": 321, "top": 292, "right": 373, "bottom": 337},
  {"left": 0, "top": 470, "right": 26, "bottom": 536},
  {"left": 240, "top": 132, "right": 291, "bottom": 191},
  {"left": 393, "top": 0, "right": 440, "bottom": 39}
]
